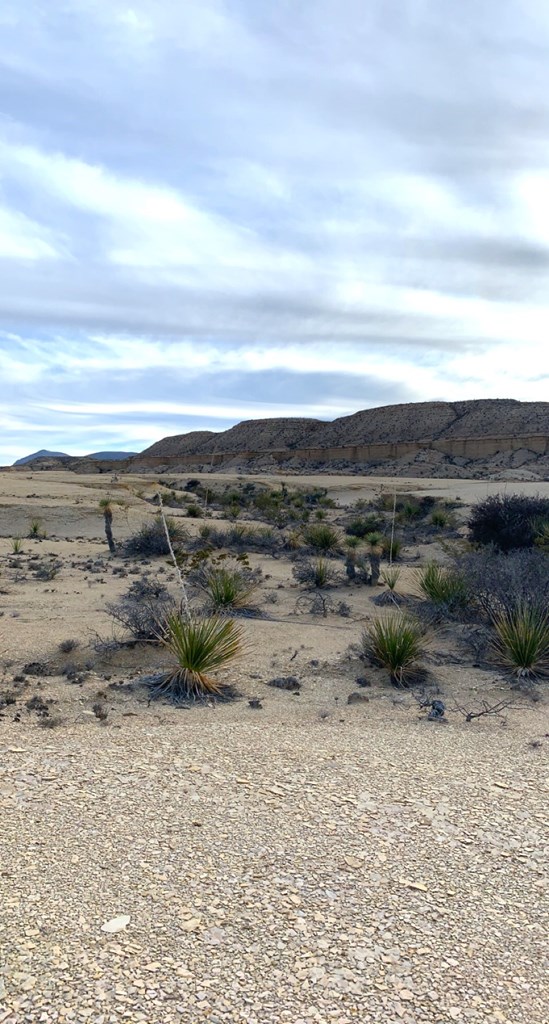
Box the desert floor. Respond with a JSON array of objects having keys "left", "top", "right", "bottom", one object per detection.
[{"left": 0, "top": 470, "right": 547, "bottom": 1024}]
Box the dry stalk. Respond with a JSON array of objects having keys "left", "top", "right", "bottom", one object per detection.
[
  {"left": 157, "top": 493, "right": 192, "bottom": 621},
  {"left": 389, "top": 487, "right": 397, "bottom": 566}
]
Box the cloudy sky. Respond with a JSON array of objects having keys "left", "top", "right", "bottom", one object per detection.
[{"left": 1, "top": 1, "right": 548, "bottom": 463}]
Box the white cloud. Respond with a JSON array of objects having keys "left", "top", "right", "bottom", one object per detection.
[
  {"left": 0, "top": 206, "right": 61, "bottom": 260},
  {"left": 0, "top": 0, "right": 548, "bottom": 466}
]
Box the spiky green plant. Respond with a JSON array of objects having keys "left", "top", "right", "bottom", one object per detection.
[
  {"left": 11, "top": 537, "right": 23, "bottom": 553},
  {"left": 382, "top": 535, "right": 402, "bottom": 561},
  {"left": 28, "top": 517, "right": 44, "bottom": 538},
  {"left": 151, "top": 614, "right": 245, "bottom": 702},
  {"left": 431, "top": 509, "right": 451, "bottom": 529},
  {"left": 491, "top": 601, "right": 549, "bottom": 677},
  {"left": 381, "top": 566, "right": 401, "bottom": 591},
  {"left": 533, "top": 520, "right": 549, "bottom": 553},
  {"left": 200, "top": 566, "right": 258, "bottom": 610},
  {"left": 361, "top": 614, "right": 427, "bottom": 686},
  {"left": 303, "top": 523, "right": 340, "bottom": 553},
  {"left": 416, "top": 563, "right": 469, "bottom": 610}
]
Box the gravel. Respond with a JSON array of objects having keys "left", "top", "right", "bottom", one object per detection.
[{"left": 1, "top": 714, "right": 547, "bottom": 1024}]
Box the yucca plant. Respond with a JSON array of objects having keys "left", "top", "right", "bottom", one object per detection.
[
  {"left": 11, "top": 537, "right": 23, "bottom": 553},
  {"left": 365, "top": 531, "right": 384, "bottom": 585},
  {"left": 416, "top": 563, "right": 469, "bottom": 611},
  {"left": 99, "top": 497, "right": 116, "bottom": 554},
  {"left": 491, "top": 601, "right": 549, "bottom": 677},
  {"left": 151, "top": 613, "right": 245, "bottom": 702},
  {"left": 200, "top": 565, "right": 258, "bottom": 610},
  {"left": 362, "top": 614, "right": 427, "bottom": 686}
]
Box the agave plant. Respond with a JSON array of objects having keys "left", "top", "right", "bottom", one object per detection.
[{"left": 151, "top": 613, "right": 245, "bottom": 702}]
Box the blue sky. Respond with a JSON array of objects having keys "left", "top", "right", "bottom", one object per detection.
[{"left": 1, "top": 1, "right": 548, "bottom": 463}]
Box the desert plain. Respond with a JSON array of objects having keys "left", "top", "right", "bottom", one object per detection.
[{"left": 0, "top": 469, "right": 547, "bottom": 1024}]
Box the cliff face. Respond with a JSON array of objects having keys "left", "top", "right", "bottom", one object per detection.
[
  {"left": 15, "top": 400, "right": 549, "bottom": 479},
  {"left": 139, "top": 419, "right": 322, "bottom": 459},
  {"left": 136, "top": 400, "right": 549, "bottom": 456},
  {"left": 309, "top": 400, "right": 549, "bottom": 447}
]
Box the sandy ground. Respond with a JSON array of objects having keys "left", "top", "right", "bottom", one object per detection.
[{"left": 0, "top": 471, "right": 548, "bottom": 1023}]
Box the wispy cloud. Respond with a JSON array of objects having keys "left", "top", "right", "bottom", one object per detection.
[{"left": 0, "top": 1, "right": 548, "bottom": 462}]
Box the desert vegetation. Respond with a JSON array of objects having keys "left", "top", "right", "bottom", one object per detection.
[{"left": 1, "top": 473, "right": 547, "bottom": 722}]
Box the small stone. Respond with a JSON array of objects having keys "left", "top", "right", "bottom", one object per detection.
[
  {"left": 181, "top": 918, "right": 202, "bottom": 932},
  {"left": 101, "top": 915, "right": 131, "bottom": 934}
]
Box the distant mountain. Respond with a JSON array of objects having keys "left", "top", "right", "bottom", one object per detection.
[
  {"left": 14, "top": 449, "right": 68, "bottom": 465},
  {"left": 13, "top": 449, "right": 137, "bottom": 466}
]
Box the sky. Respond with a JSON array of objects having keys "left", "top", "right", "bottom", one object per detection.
[{"left": 1, "top": 1, "right": 549, "bottom": 464}]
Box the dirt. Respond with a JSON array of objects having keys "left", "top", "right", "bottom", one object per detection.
[{"left": 0, "top": 469, "right": 547, "bottom": 1023}]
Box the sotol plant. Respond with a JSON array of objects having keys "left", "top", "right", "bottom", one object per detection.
[
  {"left": 362, "top": 614, "right": 427, "bottom": 686},
  {"left": 151, "top": 614, "right": 245, "bottom": 702},
  {"left": 491, "top": 601, "right": 549, "bottom": 678},
  {"left": 199, "top": 565, "right": 259, "bottom": 611},
  {"left": 303, "top": 523, "right": 341, "bottom": 553},
  {"left": 147, "top": 496, "right": 245, "bottom": 703},
  {"left": 417, "top": 562, "right": 469, "bottom": 611}
]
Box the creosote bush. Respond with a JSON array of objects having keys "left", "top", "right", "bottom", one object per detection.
[
  {"left": 361, "top": 614, "right": 428, "bottom": 686},
  {"left": 456, "top": 548, "right": 549, "bottom": 617},
  {"left": 106, "top": 576, "right": 178, "bottom": 641},
  {"left": 124, "top": 515, "right": 188, "bottom": 557},
  {"left": 468, "top": 493, "right": 549, "bottom": 551},
  {"left": 292, "top": 556, "right": 340, "bottom": 589}
]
